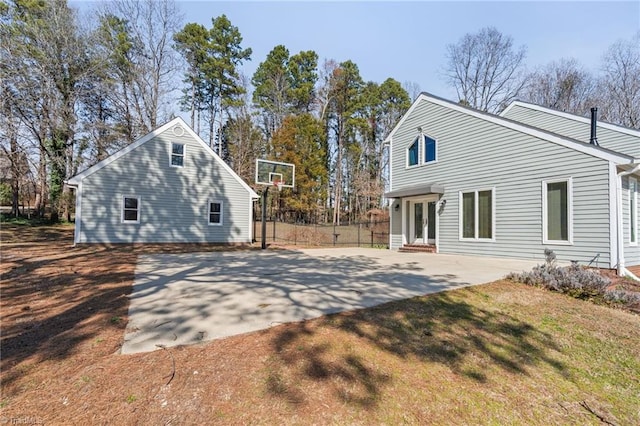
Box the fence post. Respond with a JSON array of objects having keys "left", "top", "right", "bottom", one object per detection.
[{"left": 358, "top": 223, "right": 360, "bottom": 247}]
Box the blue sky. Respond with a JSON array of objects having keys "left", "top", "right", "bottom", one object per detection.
[
  {"left": 179, "top": 1, "right": 639, "bottom": 100},
  {"left": 76, "top": 1, "right": 639, "bottom": 101}
]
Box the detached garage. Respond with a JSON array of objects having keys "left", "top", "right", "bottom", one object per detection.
[{"left": 66, "top": 117, "right": 259, "bottom": 244}]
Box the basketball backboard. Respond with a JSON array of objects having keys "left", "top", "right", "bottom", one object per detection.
[{"left": 255, "top": 159, "right": 295, "bottom": 188}]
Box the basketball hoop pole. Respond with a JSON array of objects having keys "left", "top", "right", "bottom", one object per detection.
[{"left": 261, "top": 186, "right": 268, "bottom": 249}]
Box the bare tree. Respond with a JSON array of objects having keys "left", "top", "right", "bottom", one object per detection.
[
  {"left": 100, "top": 0, "right": 182, "bottom": 134},
  {"left": 522, "top": 58, "right": 596, "bottom": 115},
  {"left": 2, "top": 0, "right": 94, "bottom": 221},
  {"left": 444, "top": 27, "right": 528, "bottom": 113},
  {"left": 598, "top": 32, "right": 640, "bottom": 129},
  {"left": 402, "top": 81, "right": 422, "bottom": 101}
]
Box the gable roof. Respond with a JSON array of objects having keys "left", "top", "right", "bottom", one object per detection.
[
  {"left": 384, "top": 92, "right": 636, "bottom": 165},
  {"left": 500, "top": 100, "right": 640, "bottom": 138},
  {"left": 66, "top": 117, "right": 259, "bottom": 199}
]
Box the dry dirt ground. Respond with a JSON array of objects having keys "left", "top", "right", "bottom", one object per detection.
[{"left": 1, "top": 225, "right": 639, "bottom": 425}]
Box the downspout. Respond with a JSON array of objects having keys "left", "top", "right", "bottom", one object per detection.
[{"left": 616, "top": 163, "right": 640, "bottom": 276}]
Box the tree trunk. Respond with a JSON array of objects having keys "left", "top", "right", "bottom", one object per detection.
[
  {"left": 9, "top": 131, "right": 19, "bottom": 217},
  {"left": 35, "top": 145, "right": 47, "bottom": 218}
]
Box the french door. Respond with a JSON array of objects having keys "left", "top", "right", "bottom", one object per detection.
[{"left": 409, "top": 200, "right": 436, "bottom": 244}]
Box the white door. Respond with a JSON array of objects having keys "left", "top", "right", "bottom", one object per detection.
[{"left": 409, "top": 200, "right": 436, "bottom": 245}]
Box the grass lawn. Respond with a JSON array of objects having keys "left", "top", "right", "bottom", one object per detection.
[{"left": 1, "top": 224, "right": 639, "bottom": 424}]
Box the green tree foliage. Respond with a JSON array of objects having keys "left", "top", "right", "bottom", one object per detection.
[
  {"left": 355, "top": 78, "right": 410, "bottom": 211},
  {"left": 324, "top": 60, "right": 364, "bottom": 224},
  {"left": 252, "top": 45, "right": 291, "bottom": 140},
  {"left": 287, "top": 50, "right": 318, "bottom": 114},
  {"left": 85, "top": 14, "right": 139, "bottom": 160},
  {"left": 173, "top": 22, "right": 209, "bottom": 129},
  {"left": 174, "top": 14, "right": 252, "bottom": 155},
  {"left": 270, "top": 114, "right": 328, "bottom": 222},
  {"left": 251, "top": 45, "right": 318, "bottom": 140}
]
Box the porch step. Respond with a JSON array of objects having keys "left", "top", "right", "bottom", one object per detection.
[{"left": 399, "top": 244, "right": 437, "bottom": 253}]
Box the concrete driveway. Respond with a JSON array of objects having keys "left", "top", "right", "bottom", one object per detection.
[{"left": 122, "top": 248, "right": 539, "bottom": 354}]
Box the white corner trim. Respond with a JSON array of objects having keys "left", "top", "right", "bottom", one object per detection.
[
  {"left": 74, "top": 182, "right": 82, "bottom": 245},
  {"left": 609, "top": 162, "right": 619, "bottom": 268},
  {"left": 630, "top": 176, "right": 638, "bottom": 246},
  {"left": 388, "top": 136, "right": 393, "bottom": 192}
]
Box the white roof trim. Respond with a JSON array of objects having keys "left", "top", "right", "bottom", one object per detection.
[
  {"left": 385, "top": 93, "right": 635, "bottom": 165},
  {"left": 500, "top": 100, "right": 640, "bottom": 138},
  {"left": 66, "top": 117, "right": 259, "bottom": 199}
]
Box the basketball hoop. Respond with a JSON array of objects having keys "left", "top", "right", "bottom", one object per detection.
[{"left": 274, "top": 180, "right": 285, "bottom": 192}]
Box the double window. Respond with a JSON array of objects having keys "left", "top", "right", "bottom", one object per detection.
[
  {"left": 208, "top": 201, "right": 223, "bottom": 225},
  {"left": 407, "top": 134, "right": 437, "bottom": 167},
  {"left": 459, "top": 189, "right": 494, "bottom": 240},
  {"left": 122, "top": 196, "right": 140, "bottom": 223},
  {"left": 542, "top": 179, "right": 572, "bottom": 244},
  {"left": 171, "top": 143, "right": 185, "bottom": 167}
]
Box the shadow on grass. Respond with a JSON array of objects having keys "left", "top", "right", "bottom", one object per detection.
[
  {"left": 0, "top": 223, "right": 75, "bottom": 243},
  {"left": 268, "top": 289, "right": 567, "bottom": 407}
]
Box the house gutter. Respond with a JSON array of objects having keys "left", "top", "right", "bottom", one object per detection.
[{"left": 616, "top": 162, "right": 640, "bottom": 278}]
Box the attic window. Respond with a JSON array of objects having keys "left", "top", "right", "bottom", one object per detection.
[
  {"left": 408, "top": 139, "right": 419, "bottom": 166},
  {"left": 171, "top": 143, "right": 184, "bottom": 167},
  {"left": 407, "top": 134, "right": 437, "bottom": 167},
  {"left": 424, "top": 136, "right": 436, "bottom": 163}
]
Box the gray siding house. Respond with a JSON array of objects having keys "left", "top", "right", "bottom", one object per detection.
[
  {"left": 385, "top": 93, "right": 640, "bottom": 276},
  {"left": 67, "top": 117, "right": 259, "bottom": 244}
]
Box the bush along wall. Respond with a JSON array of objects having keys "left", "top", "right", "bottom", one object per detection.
[{"left": 507, "top": 249, "right": 640, "bottom": 312}]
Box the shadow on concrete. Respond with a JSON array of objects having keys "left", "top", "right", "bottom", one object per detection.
[{"left": 122, "top": 249, "right": 473, "bottom": 353}]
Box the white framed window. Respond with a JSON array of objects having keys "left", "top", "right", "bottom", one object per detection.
[
  {"left": 407, "top": 138, "right": 419, "bottom": 166},
  {"left": 122, "top": 195, "right": 140, "bottom": 223},
  {"left": 406, "top": 134, "right": 437, "bottom": 167},
  {"left": 171, "top": 143, "right": 185, "bottom": 167},
  {"left": 459, "top": 188, "right": 495, "bottom": 241},
  {"left": 542, "top": 178, "right": 573, "bottom": 245},
  {"left": 424, "top": 135, "right": 437, "bottom": 163},
  {"left": 208, "top": 201, "right": 223, "bottom": 226},
  {"left": 630, "top": 177, "right": 637, "bottom": 245}
]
